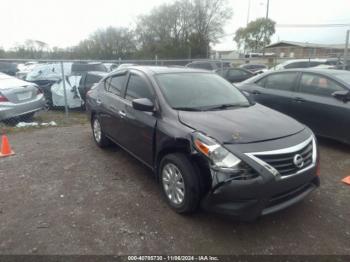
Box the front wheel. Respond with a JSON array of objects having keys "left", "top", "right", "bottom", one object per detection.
[
  {"left": 159, "top": 153, "right": 201, "bottom": 214},
  {"left": 92, "top": 116, "right": 110, "bottom": 148}
]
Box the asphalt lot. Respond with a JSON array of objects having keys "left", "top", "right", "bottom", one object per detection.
[{"left": 0, "top": 124, "right": 349, "bottom": 255}]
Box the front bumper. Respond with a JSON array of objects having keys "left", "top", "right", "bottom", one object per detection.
[
  {"left": 200, "top": 130, "right": 320, "bottom": 220},
  {"left": 0, "top": 95, "right": 46, "bottom": 121},
  {"left": 201, "top": 166, "right": 319, "bottom": 220}
]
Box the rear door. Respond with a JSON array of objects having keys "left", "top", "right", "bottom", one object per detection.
[
  {"left": 98, "top": 72, "right": 128, "bottom": 141},
  {"left": 243, "top": 72, "right": 299, "bottom": 114},
  {"left": 291, "top": 72, "right": 349, "bottom": 141},
  {"left": 117, "top": 71, "right": 157, "bottom": 167}
]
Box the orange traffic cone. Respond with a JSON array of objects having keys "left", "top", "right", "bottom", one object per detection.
[
  {"left": 0, "top": 135, "right": 15, "bottom": 158},
  {"left": 342, "top": 176, "right": 350, "bottom": 185}
]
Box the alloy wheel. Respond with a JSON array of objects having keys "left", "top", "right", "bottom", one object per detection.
[{"left": 162, "top": 163, "right": 186, "bottom": 205}]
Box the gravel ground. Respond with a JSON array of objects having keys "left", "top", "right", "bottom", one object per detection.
[{"left": 0, "top": 124, "right": 349, "bottom": 255}]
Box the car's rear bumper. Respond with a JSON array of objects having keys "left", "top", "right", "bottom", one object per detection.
[
  {"left": 201, "top": 166, "right": 320, "bottom": 221},
  {"left": 0, "top": 95, "right": 46, "bottom": 121}
]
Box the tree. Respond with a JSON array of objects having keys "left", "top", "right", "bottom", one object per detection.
[
  {"left": 74, "top": 27, "right": 137, "bottom": 59},
  {"left": 234, "top": 18, "right": 276, "bottom": 52},
  {"left": 136, "top": 0, "right": 233, "bottom": 58}
]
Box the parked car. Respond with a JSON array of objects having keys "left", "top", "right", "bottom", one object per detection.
[
  {"left": 238, "top": 69, "right": 350, "bottom": 144},
  {"left": 86, "top": 66, "right": 320, "bottom": 220},
  {"left": 78, "top": 71, "right": 107, "bottom": 102},
  {"left": 103, "top": 63, "right": 118, "bottom": 72},
  {"left": 25, "top": 62, "right": 107, "bottom": 108},
  {"left": 185, "top": 61, "right": 231, "bottom": 71},
  {"left": 116, "top": 63, "right": 138, "bottom": 70},
  {"left": 71, "top": 62, "right": 107, "bottom": 75},
  {"left": 272, "top": 59, "right": 325, "bottom": 70},
  {"left": 239, "top": 63, "right": 268, "bottom": 73},
  {"left": 16, "top": 62, "right": 40, "bottom": 80},
  {"left": 215, "top": 68, "right": 255, "bottom": 83},
  {"left": 0, "top": 73, "right": 46, "bottom": 121},
  {"left": 0, "top": 62, "right": 18, "bottom": 76}
]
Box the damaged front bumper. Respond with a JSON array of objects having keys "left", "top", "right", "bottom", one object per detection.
[{"left": 201, "top": 165, "right": 320, "bottom": 221}]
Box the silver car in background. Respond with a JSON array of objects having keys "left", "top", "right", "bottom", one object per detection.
[{"left": 0, "top": 73, "right": 46, "bottom": 121}]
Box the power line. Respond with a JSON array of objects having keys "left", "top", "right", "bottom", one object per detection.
[{"left": 277, "top": 23, "right": 350, "bottom": 28}]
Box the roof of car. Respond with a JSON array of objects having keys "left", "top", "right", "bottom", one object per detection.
[
  {"left": 282, "top": 68, "right": 350, "bottom": 75},
  {"left": 122, "top": 66, "right": 211, "bottom": 75}
]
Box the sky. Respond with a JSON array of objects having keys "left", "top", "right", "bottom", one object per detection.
[{"left": 1, "top": 0, "right": 350, "bottom": 51}]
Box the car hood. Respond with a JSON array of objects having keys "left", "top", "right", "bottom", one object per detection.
[{"left": 178, "top": 103, "right": 305, "bottom": 144}]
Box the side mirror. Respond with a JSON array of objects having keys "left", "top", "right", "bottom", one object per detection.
[
  {"left": 132, "top": 98, "right": 154, "bottom": 112},
  {"left": 332, "top": 90, "right": 350, "bottom": 102}
]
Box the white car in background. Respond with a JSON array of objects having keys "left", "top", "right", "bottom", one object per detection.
[{"left": 272, "top": 59, "right": 325, "bottom": 70}]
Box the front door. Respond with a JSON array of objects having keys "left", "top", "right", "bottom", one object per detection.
[{"left": 117, "top": 71, "right": 157, "bottom": 167}]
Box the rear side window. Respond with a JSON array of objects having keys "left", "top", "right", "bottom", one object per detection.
[
  {"left": 299, "top": 73, "right": 345, "bottom": 97},
  {"left": 125, "top": 74, "right": 153, "bottom": 101},
  {"left": 107, "top": 74, "right": 127, "bottom": 96},
  {"left": 258, "top": 72, "right": 298, "bottom": 91}
]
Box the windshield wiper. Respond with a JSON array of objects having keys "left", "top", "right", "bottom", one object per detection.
[
  {"left": 173, "top": 107, "right": 204, "bottom": 111},
  {"left": 203, "top": 103, "right": 250, "bottom": 111}
]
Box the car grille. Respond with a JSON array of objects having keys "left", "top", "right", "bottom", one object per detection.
[{"left": 251, "top": 139, "right": 314, "bottom": 178}]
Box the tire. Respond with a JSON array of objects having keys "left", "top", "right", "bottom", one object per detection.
[
  {"left": 91, "top": 116, "right": 110, "bottom": 148},
  {"left": 159, "top": 153, "right": 201, "bottom": 214}
]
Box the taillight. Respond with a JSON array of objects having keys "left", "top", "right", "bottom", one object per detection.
[{"left": 0, "top": 93, "right": 8, "bottom": 102}]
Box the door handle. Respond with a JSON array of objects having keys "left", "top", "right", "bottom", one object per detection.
[
  {"left": 118, "top": 110, "right": 126, "bottom": 118},
  {"left": 252, "top": 90, "right": 261, "bottom": 95},
  {"left": 293, "top": 97, "right": 306, "bottom": 103}
]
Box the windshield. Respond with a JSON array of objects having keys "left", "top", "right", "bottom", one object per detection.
[{"left": 156, "top": 73, "right": 250, "bottom": 110}]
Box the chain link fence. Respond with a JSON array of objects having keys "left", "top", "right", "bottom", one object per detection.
[{"left": 0, "top": 56, "right": 342, "bottom": 132}]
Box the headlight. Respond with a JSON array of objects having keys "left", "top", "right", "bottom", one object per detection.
[
  {"left": 192, "top": 132, "right": 241, "bottom": 169},
  {"left": 192, "top": 132, "right": 258, "bottom": 184}
]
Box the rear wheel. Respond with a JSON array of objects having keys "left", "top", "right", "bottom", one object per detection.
[
  {"left": 92, "top": 116, "right": 110, "bottom": 148},
  {"left": 159, "top": 153, "right": 201, "bottom": 214}
]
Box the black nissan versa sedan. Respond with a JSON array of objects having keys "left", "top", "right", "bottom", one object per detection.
[{"left": 86, "top": 66, "right": 320, "bottom": 220}]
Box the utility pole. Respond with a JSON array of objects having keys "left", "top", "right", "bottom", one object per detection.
[
  {"left": 343, "top": 29, "right": 349, "bottom": 70},
  {"left": 263, "top": 0, "right": 270, "bottom": 56},
  {"left": 246, "top": 0, "right": 251, "bottom": 26},
  {"left": 266, "top": 0, "right": 270, "bottom": 19}
]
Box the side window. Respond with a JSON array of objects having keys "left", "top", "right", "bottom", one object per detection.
[
  {"left": 125, "top": 74, "right": 153, "bottom": 101},
  {"left": 228, "top": 69, "right": 246, "bottom": 78},
  {"left": 202, "top": 63, "right": 213, "bottom": 70},
  {"left": 255, "top": 77, "right": 267, "bottom": 87},
  {"left": 264, "top": 72, "right": 298, "bottom": 91},
  {"left": 299, "top": 73, "right": 345, "bottom": 97},
  {"left": 108, "top": 74, "right": 127, "bottom": 96},
  {"left": 86, "top": 74, "right": 102, "bottom": 85}
]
